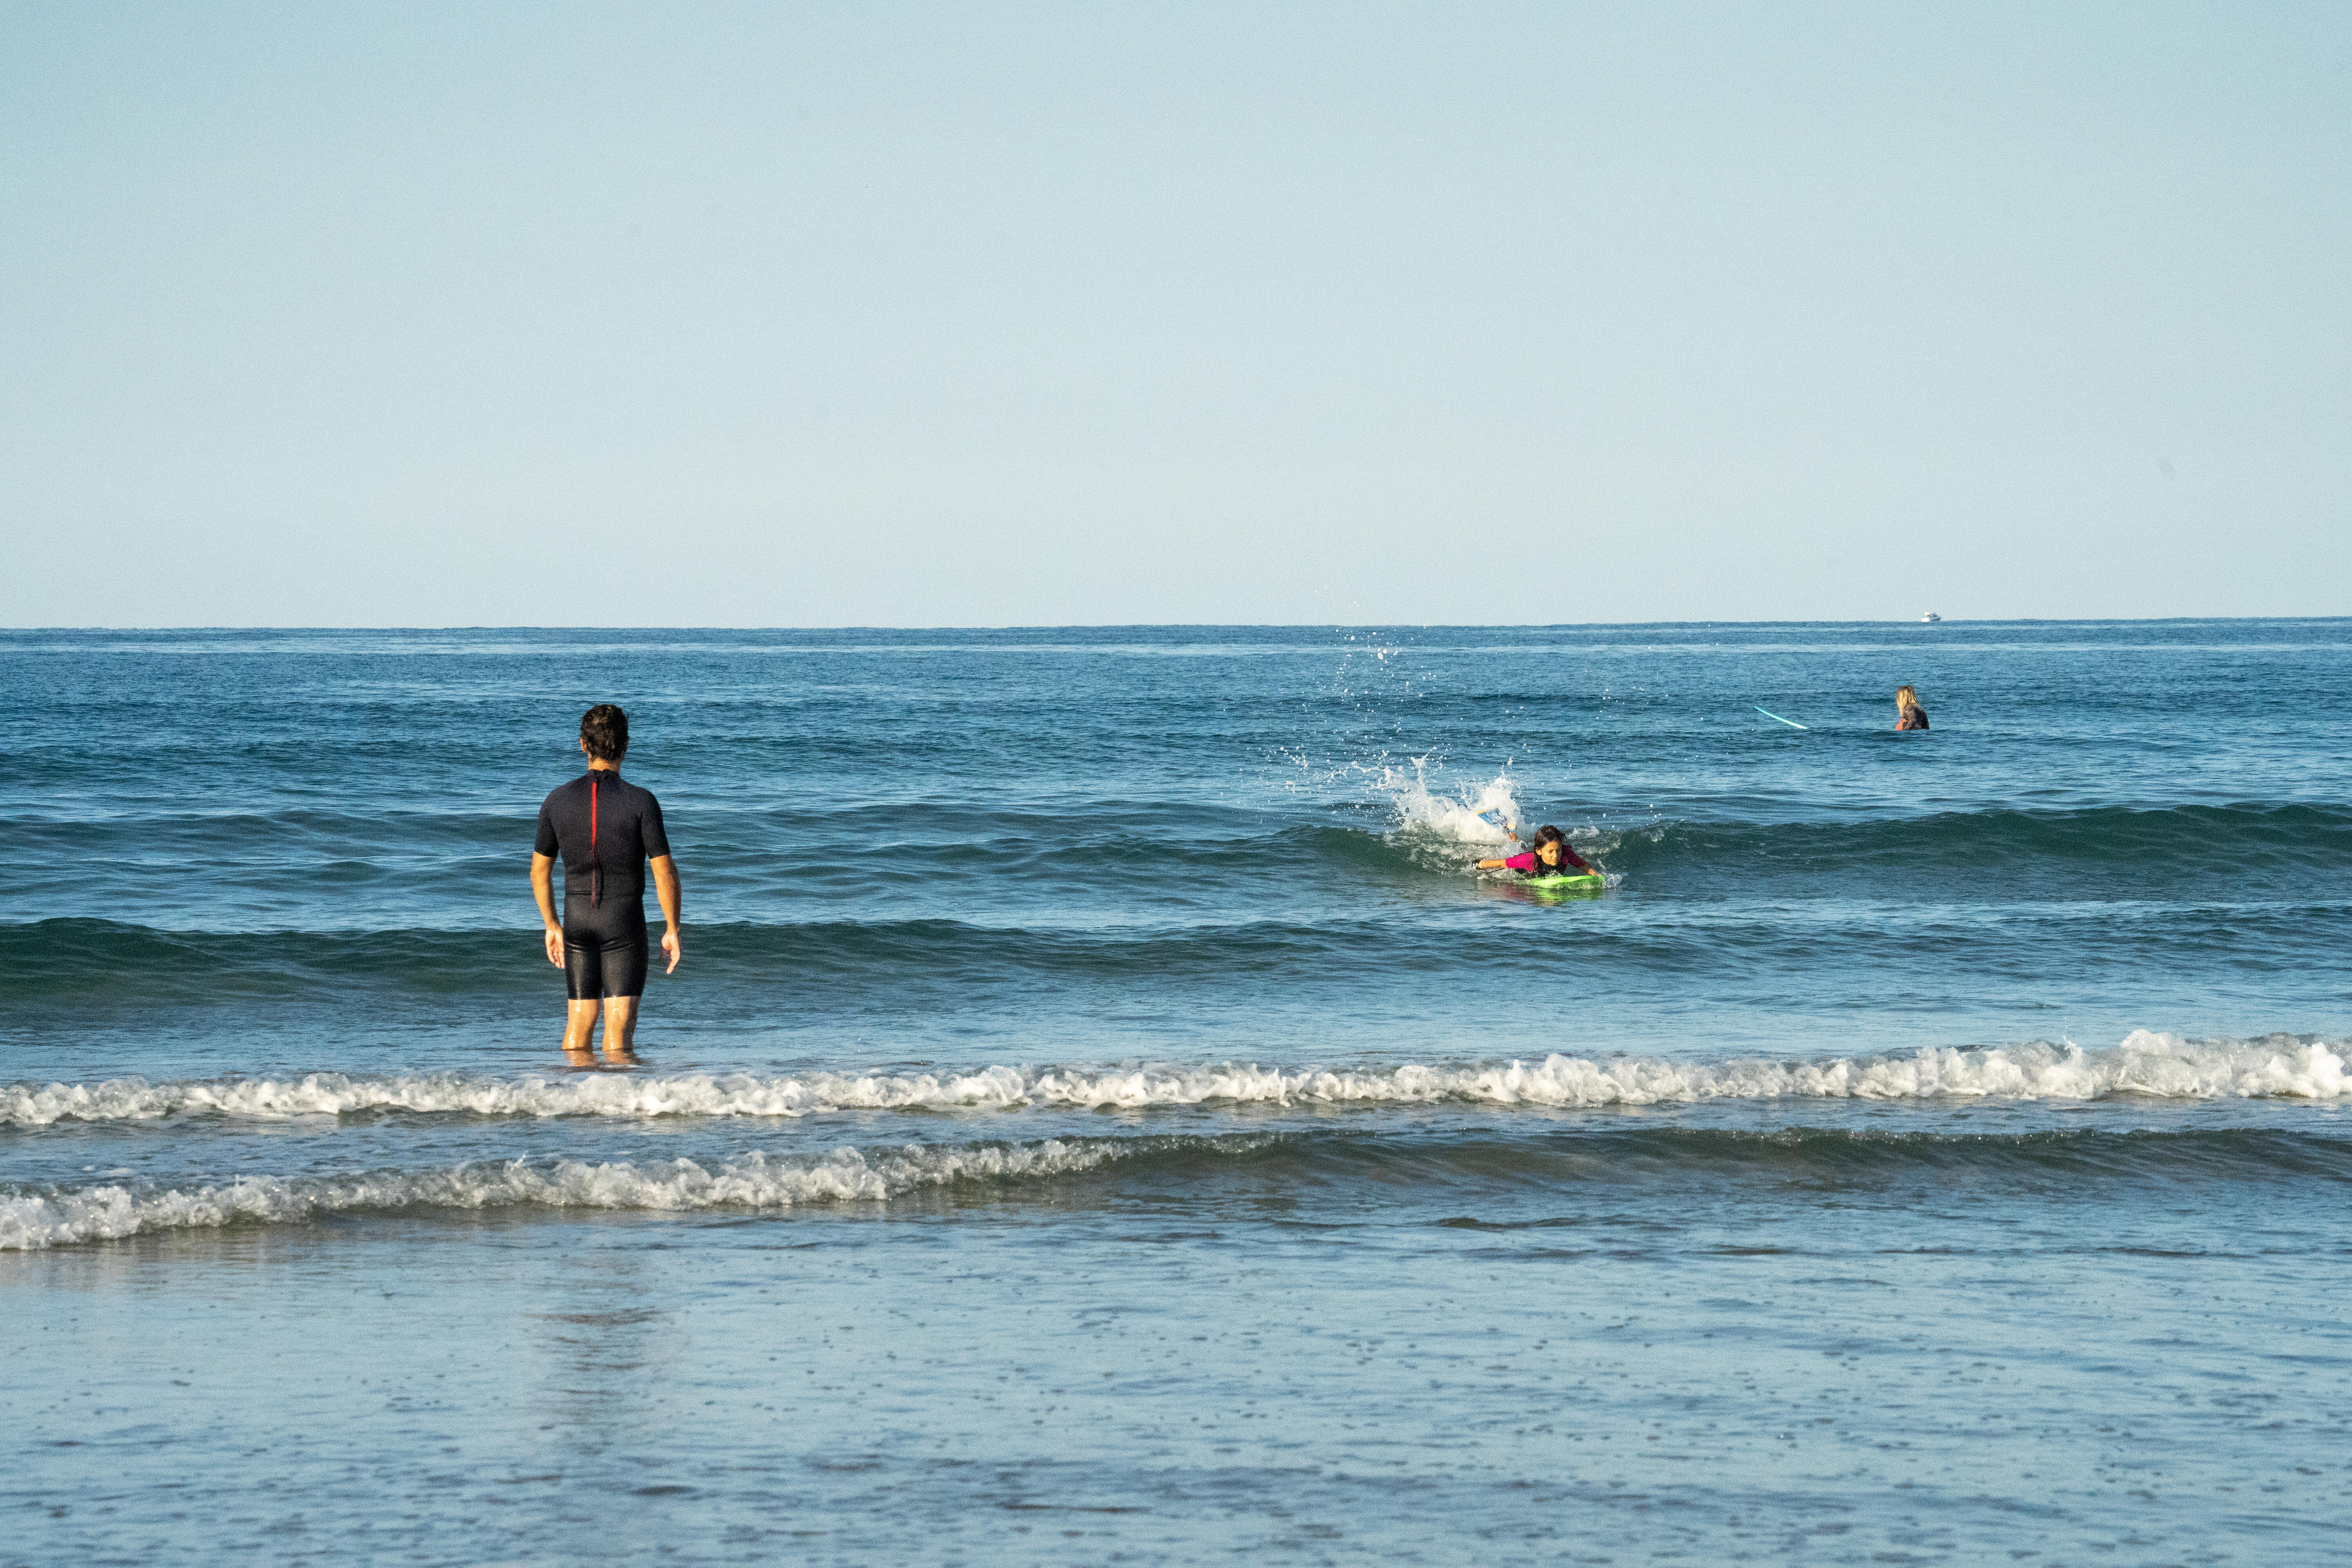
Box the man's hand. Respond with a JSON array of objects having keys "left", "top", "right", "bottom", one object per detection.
[
  {"left": 544, "top": 925, "right": 565, "bottom": 967},
  {"left": 662, "top": 926, "right": 682, "bottom": 975}
]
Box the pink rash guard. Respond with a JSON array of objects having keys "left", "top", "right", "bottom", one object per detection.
[{"left": 1504, "top": 847, "right": 1590, "bottom": 874}]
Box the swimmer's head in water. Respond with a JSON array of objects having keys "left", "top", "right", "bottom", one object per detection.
[
  {"left": 1895, "top": 685, "right": 1920, "bottom": 710},
  {"left": 1530, "top": 824, "right": 1569, "bottom": 865},
  {"left": 581, "top": 703, "right": 629, "bottom": 763}
]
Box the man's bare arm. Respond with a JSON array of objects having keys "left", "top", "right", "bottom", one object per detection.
[
  {"left": 651, "top": 854, "right": 683, "bottom": 974},
  {"left": 531, "top": 852, "right": 564, "bottom": 967}
]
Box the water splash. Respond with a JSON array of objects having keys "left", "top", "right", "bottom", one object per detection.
[{"left": 1382, "top": 760, "right": 1522, "bottom": 847}]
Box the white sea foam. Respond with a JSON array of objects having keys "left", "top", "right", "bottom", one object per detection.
[
  {"left": 5, "top": 1033, "right": 2345, "bottom": 1131},
  {"left": 1383, "top": 762, "right": 1521, "bottom": 846},
  {"left": 1032, "top": 1032, "right": 2352, "bottom": 1106},
  {"left": 0, "top": 1140, "right": 1127, "bottom": 1249}
]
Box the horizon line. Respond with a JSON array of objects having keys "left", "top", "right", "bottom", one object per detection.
[{"left": 4, "top": 614, "right": 2349, "bottom": 634}]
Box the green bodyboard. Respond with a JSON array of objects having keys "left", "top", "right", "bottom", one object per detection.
[{"left": 1523, "top": 873, "right": 1605, "bottom": 888}]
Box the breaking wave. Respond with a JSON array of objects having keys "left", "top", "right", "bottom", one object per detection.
[
  {"left": 13, "top": 1122, "right": 2352, "bottom": 1249},
  {"left": 0, "top": 1138, "right": 1146, "bottom": 1249},
  {"left": 7, "top": 1031, "right": 2346, "bottom": 1130}
]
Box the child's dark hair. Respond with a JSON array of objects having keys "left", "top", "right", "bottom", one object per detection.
[
  {"left": 1530, "top": 824, "right": 1568, "bottom": 850},
  {"left": 580, "top": 704, "right": 629, "bottom": 762}
]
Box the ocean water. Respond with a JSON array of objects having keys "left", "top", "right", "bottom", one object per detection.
[{"left": 5, "top": 620, "right": 2351, "bottom": 1566}]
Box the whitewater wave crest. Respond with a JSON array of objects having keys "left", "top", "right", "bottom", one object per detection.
[
  {"left": 5, "top": 1033, "right": 2346, "bottom": 1131},
  {"left": 1383, "top": 764, "right": 1521, "bottom": 847},
  {"left": 0, "top": 1140, "right": 1133, "bottom": 1250}
]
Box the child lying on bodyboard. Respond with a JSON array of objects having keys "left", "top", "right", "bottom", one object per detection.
[{"left": 1476, "top": 823, "right": 1595, "bottom": 879}]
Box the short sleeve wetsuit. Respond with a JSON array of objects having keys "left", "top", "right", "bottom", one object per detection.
[
  {"left": 1504, "top": 846, "right": 1592, "bottom": 876},
  {"left": 535, "top": 769, "right": 671, "bottom": 999}
]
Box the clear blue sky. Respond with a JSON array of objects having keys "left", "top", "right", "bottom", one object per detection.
[{"left": 4, "top": 2, "right": 2345, "bottom": 626}]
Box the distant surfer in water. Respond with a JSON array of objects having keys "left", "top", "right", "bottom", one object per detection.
[
  {"left": 530, "top": 704, "right": 683, "bottom": 1064},
  {"left": 1477, "top": 824, "right": 1594, "bottom": 878},
  {"left": 1896, "top": 685, "right": 1931, "bottom": 730}
]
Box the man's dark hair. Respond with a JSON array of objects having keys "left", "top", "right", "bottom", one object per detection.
[{"left": 581, "top": 704, "right": 629, "bottom": 762}]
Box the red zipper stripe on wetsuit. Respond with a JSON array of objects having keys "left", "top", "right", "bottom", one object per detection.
[{"left": 590, "top": 776, "right": 601, "bottom": 908}]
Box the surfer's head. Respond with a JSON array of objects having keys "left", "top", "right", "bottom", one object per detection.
[
  {"left": 1895, "top": 685, "right": 1920, "bottom": 713},
  {"left": 580, "top": 703, "right": 629, "bottom": 764},
  {"left": 1530, "top": 824, "right": 1570, "bottom": 866}
]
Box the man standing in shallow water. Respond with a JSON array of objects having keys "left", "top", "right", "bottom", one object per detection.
[{"left": 530, "top": 704, "right": 683, "bottom": 1063}]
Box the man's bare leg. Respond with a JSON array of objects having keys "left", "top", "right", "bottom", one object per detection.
[
  {"left": 563, "top": 998, "right": 603, "bottom": 1062},
  {"left": 599, "top": 995, "right": 641, "bottom": 1062}
]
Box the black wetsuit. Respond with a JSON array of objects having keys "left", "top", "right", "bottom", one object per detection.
[{"left": 535, "top": 769, "right": 671, "bottom": 999}]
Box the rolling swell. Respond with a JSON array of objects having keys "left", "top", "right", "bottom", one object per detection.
[
  {"left": 14, "top": 806, "right": 2347, "bottom": 931},
  {"left": 9, "top": 1123, "right": 2352, "bottom": 1249},
  {"left": 995, "top": 802, "right": 2352, "bottom": 888},
  {"left": 27, "top": 801, "right": 2350, "bottom": 885},
  {"left": 10, "top": 1033, "right": 2345, "bottom": 1127},
  {"left": 8, "top": 900, "right": 2346, "bottom": 1008},
  {"left": 1592, "top": 802, "right": 2352, "bottom": 882}
]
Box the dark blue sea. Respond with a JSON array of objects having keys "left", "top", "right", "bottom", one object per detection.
[{"left": 6, "top": 621, "right": 2350, "bottom": 1565}]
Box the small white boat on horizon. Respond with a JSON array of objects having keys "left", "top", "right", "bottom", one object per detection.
[{"left": 1921, "top": 612, "right": 1942, "bottom": 622}]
